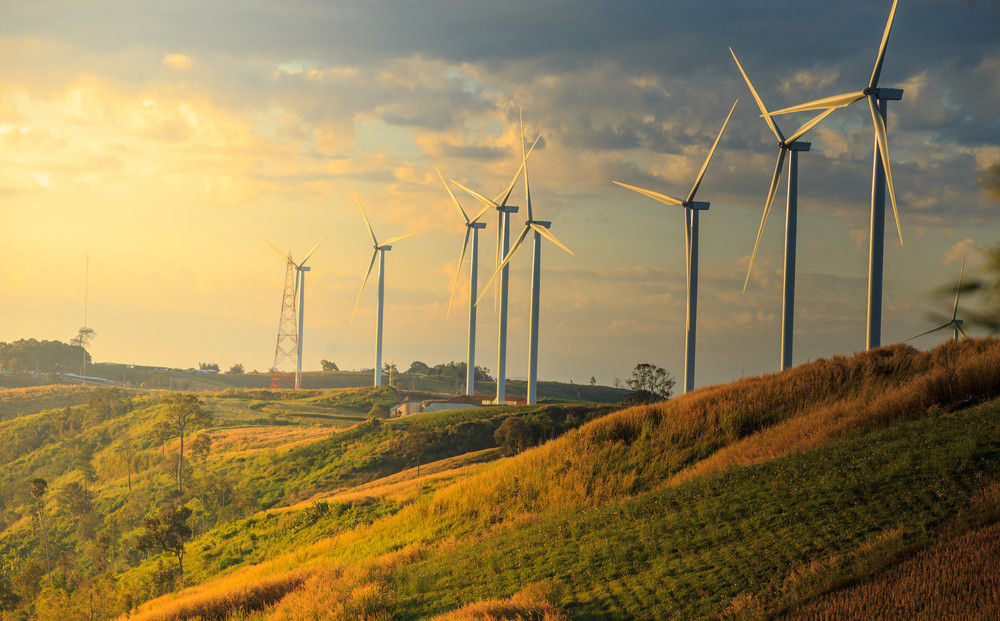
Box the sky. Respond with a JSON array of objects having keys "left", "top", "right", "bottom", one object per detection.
[{"left": 2, "top": 0, "right": 999, "bottom": 389}]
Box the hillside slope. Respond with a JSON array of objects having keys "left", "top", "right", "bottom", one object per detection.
[{"left": 119, "top": 339, "right": 1000, "bottom": 620}]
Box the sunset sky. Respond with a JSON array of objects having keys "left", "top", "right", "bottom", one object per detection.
[{"left": 2, "top": 0, "right": 999, "bottom": 389}]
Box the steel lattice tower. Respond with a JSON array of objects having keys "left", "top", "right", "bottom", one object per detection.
[{"left": 271, "top": 260, "right": 299, "bottom": 390}]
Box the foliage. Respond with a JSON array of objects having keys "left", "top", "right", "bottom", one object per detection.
[
  {"left": 494, "top": 416, "right": 531, "bottom": 456},
  {"left": 407, "top": 361, "right": 430, "bottom": 374},
  {"left": 135, "top": 504, "right": 193, "bottom": 585},
  {"left": 70, "top": 327, "right": 95, "bottom": 349},
  {"left": 0, "top": 339, "right": 90, "bottom": 374},
  {"left": 623, "top": 362, "right": 675, "bottom": 404},
  {"left": 368, "top": 403, "right": 391, "bottom": 420},
  {"left": 198, "top": 362, "right": 220, "bottom": 372},
  {"left": 159, "top": 393, "right": 212, "bottom": 493},
  {"left": 321, "top": 360, "right": 339, "bottom": 372},
  {"left": 226, "top": 363, "right": 245, "bottom": 375}
]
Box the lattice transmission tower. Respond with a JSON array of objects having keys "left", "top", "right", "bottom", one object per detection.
[{"left": 271, "top": 260, "right": 299, "bottom": 390}]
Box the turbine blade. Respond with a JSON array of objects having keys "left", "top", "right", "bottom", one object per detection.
[
  {"left": 350, "top": 249, "right": 379, "bottom": 325},
  {"left": 956, "top": 323, "right": 968, "bottom": 338},
  {"left": 300, "top": 226, "right": 335, "bottom": 267},
  {"left": 613, "top": 181, "right": 684, "bottom": 207},
  {"left": 869, "top": 0, "right": 900, "bottom": 89},
  {"left": 905, "top": 322, "right": 952, "bottom": 342},
  {"left": 470, "top": 204, "right": 491, "bottom": 225},
  {"left": 260, "top": 235, "right": 293, "bottom": 263},
  {"left": 495, "top": 133, "right": 541, "bottom": 207},
  {"left": 730, "top": 47, "right": 782, "bottom": 142},
  {"left": 868, "top": 95, "right": 902, "bottom": 246},
  {"left": 952, "top": 256, "right": 966, "bottom": 320},
  {"left": 437, "top": 167, "right": 470, "bottom": 223},
  {"left": 744, "top": 149, "right": 787, "bottom": 292},
  {"left": 530, "top": 223, "right": 574, "bottom": 256},
  {"left": 785, "top": 107, "right": 839, "bottom": 144},
  {"left": 447, "top": 228, "right": 472, "bottom": 319},
  {"left": 687, "top": 99, "right": 738, "bottom": 204},
  {"left": 766, "top": 91, "right": 865, "bottom": 116},
  {"left": 353, "top": 185, "right": 378, "bottom": 246},
  {"left": 476, "top": 225, "right": 530, "bottom": 306},
  {"left": 381, "top": 232, "right": 417, "bottom": 247},
  {"left": 452, "top": 179, "right": 499, "bottom": 209}
]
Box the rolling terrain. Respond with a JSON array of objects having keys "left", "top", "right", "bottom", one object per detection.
[{"left": 0, "top": 339, "right": 998, "bottom": 620}]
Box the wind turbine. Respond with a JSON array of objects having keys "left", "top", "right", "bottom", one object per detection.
[
  {"left": 907, "top": 258, "right": 968, "bottom": 343},
  {"left": 731, "top": 47, "right": 838, "bottom": 371},
  {"left": 476, "top": 111, "right": 574, "bottom": 405},
  {"left": 614, "top": 100, "right": 737, "bottom": 394},
  {"left": 438, "top": 168, "right": 491, "bottom": 396},
  {"left": 765, "top": 0, "right": 904, "bottom": 351},
  {"left": 262, "top": 227, "right": 334, "bottom": 389},
  {"left": 350, "top": 186, "right": 417, "bottom": 387},
  {"left": 451, "top": 133, "right": 540, "bottom": 405}
]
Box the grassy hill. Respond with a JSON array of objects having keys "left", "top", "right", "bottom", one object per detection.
[{"left": 1, "top": 339, "right": 999, "bottom": 620}]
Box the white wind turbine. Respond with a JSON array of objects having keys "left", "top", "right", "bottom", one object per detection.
[
  {"left": 614, "top": 100, "right": 737, "bottom": 395},
  {"left": 475, "top": 112, "right": 574, "bottom": 405},
  {"left": 438, "top": 168, "right": 491, "bottom": 396},
  {"left": 349, "top": 186, "right": 417, "bottom": 387},
  {"left": 907, "top": 258, "right": 968, "bottom": 343},
  {"left": 451, "top": 133, "right": 540, "bottom": 405},
  {"left": 765, "top": 0, "right": 904, "bottom": 351},
  {"left": 731, "top": 47, "right": 838, "bottom": 371},
  {"left": 261, "top": 227, "right": 335, "bottom": 389}
]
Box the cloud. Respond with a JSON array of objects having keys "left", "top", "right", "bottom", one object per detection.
[{"left": 162, "top": 53, "right": 191, "bottom": 70}]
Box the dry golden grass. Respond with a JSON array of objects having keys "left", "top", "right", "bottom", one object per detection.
[
  {"left": 123, "top": 569, "right": 313, "bottom": 621},
  {"left": 208, "top": 427, "right": 332, "bottom": 455},
  {"left": 669, "top": 339, "right": 1000, "bottom": 487},
  {"left": 429, "top": 581, "right": 569, "bottom": 620},
  {"left": 280, "top": 449, "right": 501, "bottom": 511},
  {"left": 781, "top": 522, "right": 1000, "bottom": 620},
  {"left": 0, "top": 384, "right": 90, "bottom": 419}
]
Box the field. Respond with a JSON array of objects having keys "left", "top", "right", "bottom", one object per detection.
[{"left": 0, "top": 338, "right": 998, "bottom": 620}]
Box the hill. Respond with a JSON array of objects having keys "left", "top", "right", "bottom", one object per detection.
[{"left": 1, "top": 339, "right": 998, "bottom": 620}]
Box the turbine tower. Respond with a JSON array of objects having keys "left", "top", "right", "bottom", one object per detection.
[
  {"left": 452, "top": 134, "right": 540, "bottom": 404},
  {"left": 477, "top": 112, "right": 574, "bottom": 405},
  {"left": 350, "top": 186, "right": 416, "bottom": 387},
  {"left": 766, "top": 0, "right": 904, "bottom": 351},
  {"left": 614, "top": 100, "right": 737, "bottom": 394},
  {"left": 731, "top": 47, "right": 837, "bottom": 371},
  {"left": 438, "top": 168, "right": 491, "bottom": 396},
  {"left": 907, "top": 258, "right": 968, "bottom": 343},
  {"left": 262, "top": 227, "right": 334, "bottom": 390}
]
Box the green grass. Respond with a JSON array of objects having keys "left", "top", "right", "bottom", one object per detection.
[{"left": 389, "top": 400, "right": 1000, "bottom": 619}]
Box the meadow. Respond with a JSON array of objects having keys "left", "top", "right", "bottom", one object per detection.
[{"left": 0, "top": 339, "right": 998, "bottom": 620}]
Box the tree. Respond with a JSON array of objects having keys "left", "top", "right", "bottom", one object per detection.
[
  {"left": 368, "top": 403, "right": 391, "bottom": 420},
  {"left": 403, "top": 426, "right": 430, "bottom": 477},
  {"left": 135, "top": 504, "right": 192, "bottom": 587},
  {"left": 406, "top": 361, "right": 430, "bottom": 374},
  {"left": 159, "top": 393, "right": 212, "bottom": 494},
  {"left": 226, "top": 363, "right": 245, "bottom": 374},
  {"left": 73, "top": 443, "right": 98, "bottom": 490},
  {"left": 494, "top": 416, "right": 531, "bottom": 456},
  {"left": 71, "top": 327, "right": 95, "bottom": 379},
  {"left": 624, "top": 363, "right": 675, "bottom": 405},
  {"left": 590, "top": 376, "right": 597, "bottom": 386},
  {"left": 29, "top": 479, "right": 51, "bottom": 585},
  {"left": 188, "top": 432, "right": 212, "bottom": 467},
  {"left": 118, "top": 431, "right": 137, "bottom": 493},
  {"left": 198, "top": 362, "right": 219, "bottom": 372},
  {"left": 320, "top": 360, "right": 339, "bottom": 372}
]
